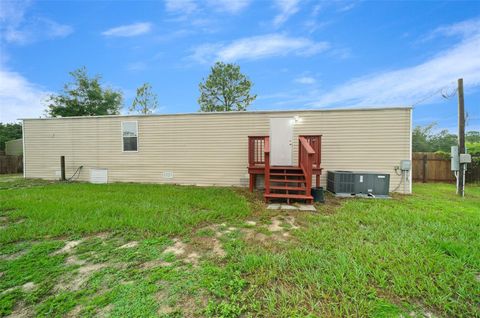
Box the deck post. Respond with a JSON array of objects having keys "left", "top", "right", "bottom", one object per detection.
[{"left": 264, "top": 136, "right": 270, "bottom": 200}]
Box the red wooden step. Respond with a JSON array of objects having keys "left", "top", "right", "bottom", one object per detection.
[
  {"left": 270, "top": 173, "right": 304, "bottom": 176},
  {"left": 264, "top": 193, "right": 313, "bottom": 200},
  {"left": 270, "top": 179, "right": 305, "bottom": 183},
  {"left": 270, "top": 186, "right": 306, "bottom": 191},
  {"left": 270, "top": 166, "right": 302, "bottom": 169}
]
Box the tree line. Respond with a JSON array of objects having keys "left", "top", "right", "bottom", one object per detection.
[
  {"left": 413, "top": 123, "right": 480, "bottom": 155},
  {"left": 45, "top": 62, "right": 255, "bottom": 118}
]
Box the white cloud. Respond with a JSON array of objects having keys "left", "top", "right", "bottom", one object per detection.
[
  {"left": 126, "top": 62, "right": 147, "bottom": 71},
  {"left": 207, "top": 0, "right": 251, "bottom": 13},
  {"left": 165, "top": 0, "right": 197, "bottom": 15},
  {"left": 0, "top": 1, "right": 73, "bottom": 44},
  {"left": 273, "top": 0, "right": 300, "bottom": 27},
  {"left": 0, "top": 0, "right": 29, "bottom": 26},
  {"left": 431, "top": 17, "right": 480, "bottom": 38},
  {"left": 307, "top": 21, "right": 480, "bottom": 108},
  {"left": 191, "top": 34, "right": 329, "bottom": 63},
  {"left": 0, "top": 68, "right": 50, "bottom": 122},
  {"left": 295, "top": 76, "right": 316, "bottom": 84},
  {"left": 102, "top": 22, "right": 152, "bottom": 37},
  {"left": 337, "top": 2, "right": 356, "bottom": 12}
]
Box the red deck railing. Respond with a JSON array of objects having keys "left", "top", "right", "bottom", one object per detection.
[
  {"left": 248, "top": 136, "right": 267, "bottom": 166},
  {"left": 264, "top": 137, "right": 270, "bottom": 196},
  {"left": 248, "top": 135, "right": 322, "bottom": 196},
  {"left": 300, "top": 135, "right": 321, "bottom": 168},
  {"left": 299, "top": 136, "right": 315, "bottom": 196}
]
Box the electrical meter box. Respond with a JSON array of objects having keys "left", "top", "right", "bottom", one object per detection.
[
  {"left": 400, "top": 160, "right": 411, "bottom": 171},
  {"left": 459, "top": 153, "right": 471, "bottom": 164},
  {"left": 451, "top": 146, "right": 459, "bottom": 171}
]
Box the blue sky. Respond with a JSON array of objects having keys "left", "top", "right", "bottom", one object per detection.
[{"left": 0, "top": 0, "right": 479, "bottom": 132}]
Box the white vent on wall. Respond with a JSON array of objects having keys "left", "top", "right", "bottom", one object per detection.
[
  {"left": 90, "top": 169, "right": 108, "bottom": 184},
  {"left": 161, "top": 171, "right": 174, "bottom": 179}
]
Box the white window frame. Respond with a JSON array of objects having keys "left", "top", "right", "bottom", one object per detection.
[{"left": 121, "top": 121, "right": 138, "bottom": 152}]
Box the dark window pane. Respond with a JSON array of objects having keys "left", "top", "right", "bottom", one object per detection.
[{"left": 123, "top": 137, "right": 137, "bottom": 151}]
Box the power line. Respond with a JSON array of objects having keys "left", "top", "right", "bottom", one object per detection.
[
  {"left": 412, "top": 81, "right": 457, "bottom": 107},
  {"left": 412, "top": 80, "right": 480, "bottom": 108}
]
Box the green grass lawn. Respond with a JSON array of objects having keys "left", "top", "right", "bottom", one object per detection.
[{"left": 0, "top": 175, "right": 479, "bottom": 317}]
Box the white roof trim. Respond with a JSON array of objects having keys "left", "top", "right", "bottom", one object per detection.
[{"left": 20, "top": 106, "right": 412, "bottom": 121}]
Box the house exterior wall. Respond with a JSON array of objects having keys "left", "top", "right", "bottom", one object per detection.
[{"left": 23, "top": 107, "right": 412, "bottom": 193}]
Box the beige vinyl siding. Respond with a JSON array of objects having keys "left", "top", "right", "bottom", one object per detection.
[{"left": 23, "top": 107, "right": 412, "bottom": 193}]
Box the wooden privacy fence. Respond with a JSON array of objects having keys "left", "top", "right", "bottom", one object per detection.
[
  {"left": 413, "top": 152, "right": 480, "bottom": 183},
  {"left": 0, "top": 155, "right": 23, "bottom": 174}
]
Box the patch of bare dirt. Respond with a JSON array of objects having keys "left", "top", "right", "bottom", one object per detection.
[
  {"left": 212, "top": 238, "right": 226, "bottom": 257},
  {"left": 176, "top": 293, "right": 209, "bottom": 317},
  {"left": 185, "top": 252, "right": 200, "bottom": 265},
  {"left": 156, "top": 289, "right": 175, "bottom": 315},
  {"left": 141, "top": 259, "right": 172, "bottom": 269},
  {"left": 53, "top": 239, "right": 82, "bottom": 255},
  {"left": 242, "top": 228, "right": 268, "bottom": 243},
  {"left": 190, "top": 233, "right": 227, "bottom": 259},
  {"left": 268, "top": 217, "right": 283, "bottom": 232},
  {"left": 284, "top": 216, "right": 299, "bottom": 229},
  {"left": 5, "top": 301, "right": 34, "bottom": 318},
  {"left": 65, "top": 255, "right": 86, "bottom": 266},
  {"left": 92, "top": 232, "right": 109, "bottom": 240},
  {"left": 56, "top": 263, "right": 107, "bottom": 291},
  {"left": 1, "top": 282, "right": 36, "bottom": 296},
  {"left": 118, "top": 241, "right": 138, "bottom": 249},
  {"left": 245, "top": 220, "right": 257, "bottom": 226},
  {"left": 0, "top": 249, "right": 27, "bottom": 261},
  {"left": 65, "top": 305, "right": 83, "bottom": 318},
  {"left": 97, "top": 304, "right": 113, "bottom": 318},
  {"left": 164, "top": 239, "right": 186, "bottom": 256},
  {"left": 22, "top": 282, "right": 35, "bottom": 292}
]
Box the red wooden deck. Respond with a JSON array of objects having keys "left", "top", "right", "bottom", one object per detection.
[{"left": 248, "top": 135, "right": 322, "bottom": 204}]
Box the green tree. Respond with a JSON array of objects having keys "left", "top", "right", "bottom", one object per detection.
[
  {"left": 46, "top": 67, "right": 123, "bottom": 117},
  {"left": 0, "top": 123, "right": 22, "bottom": 151},
  {"left": 413, "top": 122, "right": 480, "bottom": 153},
  {"left": 430, "top": 129, "right": 457, "bottom": 152},
  {"left": 129, "top": 83, "right": 158, "bottom": 114},
  {"left": 198, "top": 62, "right": 256, "bottom": 112},
  {"left": 412, "top": 123, "right": 435, "bottom": 152},
  {"left": 466, "top": 131, "right": 480, "bottom": 143}
]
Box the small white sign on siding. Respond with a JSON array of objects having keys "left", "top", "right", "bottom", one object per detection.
[
  {"left": 161, "top": 171, "right": 174, "bottom": 179},
  {"left": 90, "top": 169, "right": 108, "bottom": 184}
]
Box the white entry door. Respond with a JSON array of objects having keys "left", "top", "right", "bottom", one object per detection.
[{"left": 270, "top": 118, "right": 293, "bottom": 166}]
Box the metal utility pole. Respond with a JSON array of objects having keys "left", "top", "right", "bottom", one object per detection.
[{"left": 457, "top": 78, "right": 465, "bottom": 197}]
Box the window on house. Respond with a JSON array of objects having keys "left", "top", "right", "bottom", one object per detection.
[{"left": 122, "top": 121, "right": 138, "bottom": 151}]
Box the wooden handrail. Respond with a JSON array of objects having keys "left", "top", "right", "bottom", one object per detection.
[
  {"left": 264, "top": 136, "right": 270, "bottom": 195},
  {"left": 299, "top": 137, "right": 315, "bottom": 154},
  {"left": 299, "top": 136, "right": 314, "bottom": 197},
  {"left": 264, "top": 136, "right": 270, "bottom": 153},
  {"left": 300, "top": 135, "right": 322, "bottom": 167}
]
